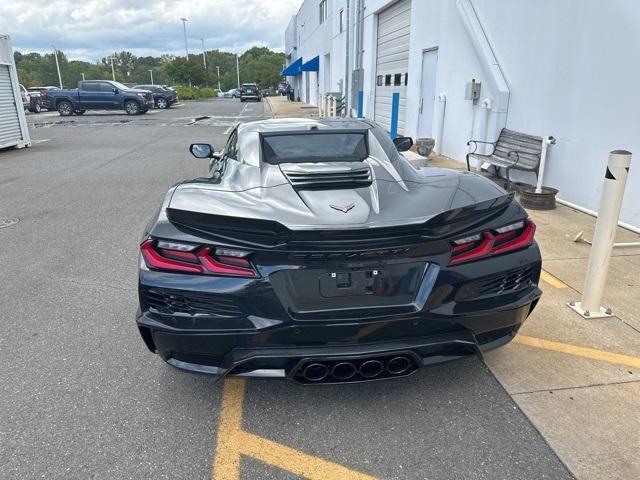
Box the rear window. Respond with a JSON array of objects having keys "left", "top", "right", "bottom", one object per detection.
[{"left": 261, "top": 131, "right": 368, "bottom": 164}]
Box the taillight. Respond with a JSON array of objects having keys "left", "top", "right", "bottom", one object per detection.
[
  {"left": 41, "top": 90, "right": 48, "bottom": 101},
  {"left": 140, "top": 240, "right": 258, "bottom": 277},
  {"left": 449, "top": 220, "right": 536, "bottom": 265}
]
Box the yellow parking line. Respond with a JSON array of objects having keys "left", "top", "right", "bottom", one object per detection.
[
  {"left": 540, "top": 270, "right": 568, "bottom": 289},
  {"left": 514, "top": 335, "right": 640, "bottom": 369},
  {"left": 212, "top": 378, "right": 245, "bottom": 480},
  {"left": 211, "top": 377, "right": 377, "bottom": 480},
  {"left": 239, "top": 431, "right": 377, "bottom": 480}
]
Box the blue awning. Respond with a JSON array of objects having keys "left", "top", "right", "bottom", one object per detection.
[
  {"left": 281, "top": 57, "right": 303, "bottom": 76},
  {"left": 301, "top": 56, "right": 320, "bottom": 72}
]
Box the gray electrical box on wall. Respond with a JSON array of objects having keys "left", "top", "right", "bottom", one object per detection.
[{"left": 465, "top": 79, "right": 481, "bottom": 104}]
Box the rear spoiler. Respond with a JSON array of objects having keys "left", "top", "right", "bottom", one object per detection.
[{"left": 166, "top": 193, "right": 514, "bottom": 250}]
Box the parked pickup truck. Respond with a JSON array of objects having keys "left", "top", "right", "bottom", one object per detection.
[{"left": 47, "top": 80, "right": 154, "bottom": 116}]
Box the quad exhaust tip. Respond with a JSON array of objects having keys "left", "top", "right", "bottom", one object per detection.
[
  {"left": 359, "top": 359, "right": 384, "bottom": 378},
  {"left": 386, "top": 356, "right": 411, "bottom": 375},
  {"left": 331, "top": 362, "right": 357, "bottom": 381},
  {"left": 302, "top": 363, "right": 329, "bottom": 382},
  {"left": 298, "top": 354, "right": 415, "bottom": 383}
]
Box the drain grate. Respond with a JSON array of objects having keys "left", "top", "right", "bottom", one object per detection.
[{"left": 0, "top": 218, "right": 19, "bottom": 229}]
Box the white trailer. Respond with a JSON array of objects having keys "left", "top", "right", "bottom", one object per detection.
[{"left": 0, "top": 34, "right": 31, "bottom": 149}]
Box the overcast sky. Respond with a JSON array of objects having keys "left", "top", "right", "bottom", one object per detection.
[{"left": 1, "top": 0, "right": 302, "bottom": 61}]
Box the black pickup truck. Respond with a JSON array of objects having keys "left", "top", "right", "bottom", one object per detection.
[{"left": 47, "top": 80, "right": 154, "bottom": 116}]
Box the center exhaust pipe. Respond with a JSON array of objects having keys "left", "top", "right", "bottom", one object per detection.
[
  {"left": 386, "top": 356, "right": 411, "bottom": 375},
  {"left": 359, "top": 359, "right": 384, "bottom": 378},
  {"left": 331, "top": 362, "right": 357, "bottom": 381},
  {"left": 303, "top": 363, "right": 329, "bottom": 382}
]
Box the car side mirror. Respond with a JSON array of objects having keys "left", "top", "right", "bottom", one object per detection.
[
  {"left": 393, "top": 136, "right": 413, "bottom": 152},
  {"left": 113, "top": 88, "right": 118, "bottom": 94},
  {"left": 190, "top": 143, "right": 214, "bottom": 158}
]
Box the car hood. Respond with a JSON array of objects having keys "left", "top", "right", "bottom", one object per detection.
[{"left": 167, "top": 156, "right": 509, "bottom": 231}]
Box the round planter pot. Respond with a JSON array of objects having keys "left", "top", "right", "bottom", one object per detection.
[
  {"left": 416, "top": 138, "right": 435, "bottom": 157},
  {"left": 512, "top": 181, "right": 533, "bottom": 194},
  {"left": 519, "top": 186, "right": 559, "bottom": 210}
]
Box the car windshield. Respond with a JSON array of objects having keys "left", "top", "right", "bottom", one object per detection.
[
  {"left": 110, "top": 81, "right": 130, "bottom": 90},
  {"left": 261, "top": 131, "right": 368, "bottom": 164}
]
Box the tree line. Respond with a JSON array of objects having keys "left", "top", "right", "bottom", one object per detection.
[{"left": 14, "top": 47, "right": 285, "bottom": 90}]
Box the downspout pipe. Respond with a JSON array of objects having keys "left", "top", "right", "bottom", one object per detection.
[
  {"left": 344, "top": 0, "right": 351, "bottom": 114},
  {"left": 536, "top": 136, "right": 556, "bottom": 193},
  {"left": 435, "top": 93, "right": 447, "bottom": 154},
  {"left": 456, "top": 0, "right": 509, "bottom": 141}
]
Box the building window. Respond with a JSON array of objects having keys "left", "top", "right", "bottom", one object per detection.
[
  {"left": 339, "top": 9, "right": 344, "bottom": 32},
  {"left": 376, "top": 75, "right": 383, "bottom": 86},
  {"left": 384, "top": 74, "right": 392, "bottom": 86},
  {"left": 319, "top": 0, "right": 328, "bottom": 24},
  {"left": 404, "top": 73, "right": 409, "bottom": 86},
  {"left": 394, "top": 74, "right": 402, "bottom": 86}
]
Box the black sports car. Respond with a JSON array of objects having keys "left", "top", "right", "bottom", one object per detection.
[
  {"left": 136, "top": 118, "right": 542, "bottom": 384},
  {"left": 133, "top": 85, "right": 177, "bottom": 109}
]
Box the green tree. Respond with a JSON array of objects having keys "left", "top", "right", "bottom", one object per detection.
[{"left": 13, "top": 46, "right": 285, "bottom": 90}]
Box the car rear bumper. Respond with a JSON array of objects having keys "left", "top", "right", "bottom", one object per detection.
[{"left": 136, "top": 287, "right": 540, "bottom": 383}]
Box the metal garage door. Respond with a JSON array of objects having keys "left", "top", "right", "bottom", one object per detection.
[
  {"left": 374, "top": 0, "right": 411, "bottom": 134},
  {"left": 0, "top": 64, "right": 23, "bottom": 148}
]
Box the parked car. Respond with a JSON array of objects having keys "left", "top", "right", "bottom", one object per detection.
[
  {"left": 19, "top": 84, "right": 42, "bottom": 113},
  {"left": 133, "top": 84, "right": 177, "bottom": 109},
  {"left": 47, "top": 80, "right": 154, "bottom": 116},
  {"left": 27, "top": 86, "right": 59, "bottom": 111},
  {"left": 239, "top": 83, "right": 261, "bottom": 102},
  {"left": 278, "top": 82, "right": 288, "bottom": 95},
  {"left": 220, "top": 88, "right": 240, "bottom": 98},
  {"left": 135, "top": 118, "right": 542, "bottom": 384}
]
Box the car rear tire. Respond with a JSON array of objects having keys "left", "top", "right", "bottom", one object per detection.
[
  {"left": 29, "top": 100, "right": 42, "bottom": 113},
  {"left": 156, "top": 97, "right": 168, "bottom": 109},
  {"left": 57, "top": 101, "right": 73, "bottom": 116},
  {"left": 125, "top": 100, "right": 141, "bottom": 115}
]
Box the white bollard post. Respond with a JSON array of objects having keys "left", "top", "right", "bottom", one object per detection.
[{"left": 568, "top": 150, "right": 632, "bottom": 318}]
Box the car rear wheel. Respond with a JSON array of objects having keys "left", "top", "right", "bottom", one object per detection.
[
  {"left": 125, "top": 100, "right": 141, "bottom": 115},
  {"left": 29, "top": 100, "right": 42, "bottom": 113},
  {"left": 57, "top": 101, "right": 73, "bottom": 116},
  {"left": 156, "top": 97, "right": 168, "bottom": 109}
]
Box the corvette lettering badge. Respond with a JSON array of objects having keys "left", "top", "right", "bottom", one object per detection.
[{"left": 329, "top": 203, "right": 355, "bottom": 213}]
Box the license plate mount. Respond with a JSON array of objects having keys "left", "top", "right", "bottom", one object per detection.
[{"left": 319, "top": 269, "right": 386, "bottom": 297}]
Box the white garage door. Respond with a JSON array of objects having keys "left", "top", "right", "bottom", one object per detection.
[
  {"left": 374, "top": 0, "right": 411, "bottom": 134},
  {"left": 0, "top": 64, "right": 23, "bottom": 148}
]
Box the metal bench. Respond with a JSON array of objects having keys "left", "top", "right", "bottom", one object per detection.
[{"left": 466, "top": 129, "right": 544, "bottom": 188}]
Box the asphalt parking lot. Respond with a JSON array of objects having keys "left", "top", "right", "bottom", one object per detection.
[{"left": 0, "top": 99, "right": 572, "bottom": 479}]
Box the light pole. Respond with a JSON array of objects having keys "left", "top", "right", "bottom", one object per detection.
[
  {"left": 180, "top": 18, "right": 189, "bottom": 58},
  {"left": 200, "top": 38, "right": 207, "bottom": 70},
  {"left": 148, "top": 69, "right": 154, "bottom": 85},
  {"left": 51, "top": 46, "right": 63, "bottom": 88},
  {"left": 109, "top": 55, "right": 116, "bottom": 81},
  {"left": 216, "top": 66, "right": 221, "bottom": 91},
  {"left": 80, "top": 72, "right": 85, "bottom": 81},
  {"left": 236, "top": 54, "right": 240, "bottom": 89}
]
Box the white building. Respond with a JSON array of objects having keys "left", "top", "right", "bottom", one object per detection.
[{"left": 282, "top": 0, "right": 640, "bottom": 230}]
